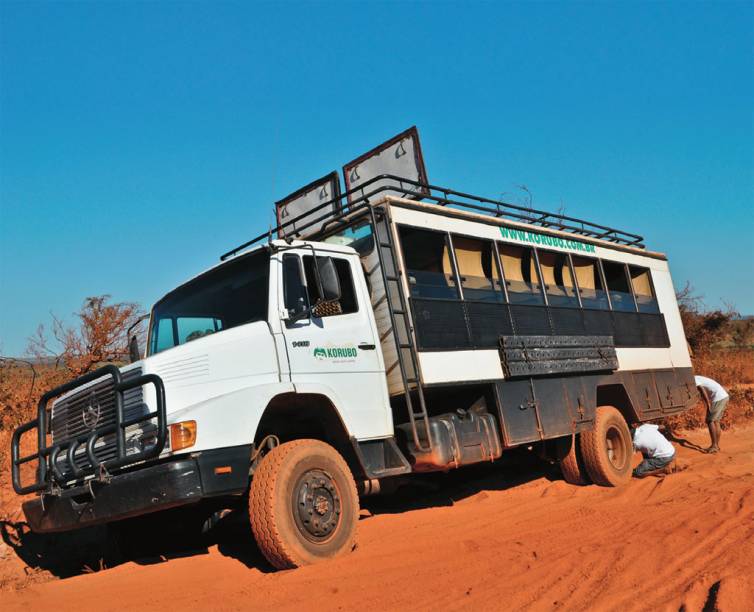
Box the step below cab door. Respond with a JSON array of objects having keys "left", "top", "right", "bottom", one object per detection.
[{"left": 278, "top": 249, "right": 393, "bottom": 440}]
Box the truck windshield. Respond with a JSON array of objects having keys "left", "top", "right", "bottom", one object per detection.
[{"left": 149, "top": 251, "right": 269, "bottom": 355}]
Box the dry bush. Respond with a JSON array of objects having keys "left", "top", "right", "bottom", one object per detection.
[
  {"left": 662, "top": 284, "right": 754, "bottom": 431},
  {"left": 664, "top": 349, "right": 754, "bottom": 432},
  {"left": 27, "top": 295, "right": 143, "bottom": 378},
  {"left": 665, "top": 379, "right": 754, "bottom": 432},
  {"left": 0, "top": 296, "right": 144, "bottom": 481}
]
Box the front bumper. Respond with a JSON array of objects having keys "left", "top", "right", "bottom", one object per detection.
[{"left": 23, "top": 445, "right": 251, "bottom": 533}]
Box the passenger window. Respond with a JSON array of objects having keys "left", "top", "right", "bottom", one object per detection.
[
  {"left": 398, "top": 226, "right": 459, "bottom": 299},
  {"left": 303, "top": 255, "right": 359, "bottom": 317},
  {"left": 571, "top": 255, "right": 609, "bottom": 310},
  {"left": 629, "top": 266, "right": 659, "bottom": 313},
  {"left": 498, "top": 244, "right": 544, "bottom": 305},
  {"left": 601, "top": 261, "right": 636, "bottom": 312},
  {"left": 452, "top": 236, "right": 503, "bottom": 302},
  {"left": 537, "top": 250, "right": 578, "bottom": 307},
  {"left": 283, "top": 254, "right": 309, "bottom": 317}
]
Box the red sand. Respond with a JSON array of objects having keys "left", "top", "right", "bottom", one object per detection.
[{"left": 3, "top": 426, "right": 753, "bottom": 611}]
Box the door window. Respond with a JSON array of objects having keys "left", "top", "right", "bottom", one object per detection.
[
  {"left": 283, "top": 254, "right": 309, "bottom": 317},
  {"left": 302, "top": 255, "right": 359, "bottom": 317}
]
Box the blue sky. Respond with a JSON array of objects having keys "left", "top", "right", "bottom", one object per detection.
[{"left": 1, "top": 1, "right": 752, "bottom": 356}]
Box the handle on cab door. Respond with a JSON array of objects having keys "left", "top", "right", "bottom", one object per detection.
[{"left": 358, "top": 343, "right": 376, "bottom": 350}]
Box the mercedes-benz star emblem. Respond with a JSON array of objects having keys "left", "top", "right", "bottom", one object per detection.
[{"left": 82, "top": 391, "right": 101, "bottom": 429}]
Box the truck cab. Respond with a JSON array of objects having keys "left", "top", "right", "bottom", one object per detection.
[{"left": 144, "top": 240, "right": 394, "bottom": 457}]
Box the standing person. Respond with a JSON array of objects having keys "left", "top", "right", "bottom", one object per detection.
[
  {"left": 694, "top": 375, "right": 730, "bottom": 454},
  {"left": 632, "top": 423, "right": 676, "bottom": 478}
]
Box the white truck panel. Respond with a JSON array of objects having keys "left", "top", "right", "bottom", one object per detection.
[
  {"left": 166, "top": 382, "right": 294, "bottom": 452},
  {"left": 418, "top": 350, "right": 503, "bottom": 385},
  {"left": 615, "top": 347, "right": 673, "bottom": 371}
]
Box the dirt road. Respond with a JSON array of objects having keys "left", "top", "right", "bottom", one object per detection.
[{"left": 3, "top": 426, "right": 754, "bottom": 611}]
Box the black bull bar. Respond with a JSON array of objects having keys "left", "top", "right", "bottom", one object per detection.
[{"left": 11, "top": 364, "right": 167, "bottom": 495}]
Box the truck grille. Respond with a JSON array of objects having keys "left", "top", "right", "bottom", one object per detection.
[{"left": 50, "top": 367, "right": 150, "bottom": 480}]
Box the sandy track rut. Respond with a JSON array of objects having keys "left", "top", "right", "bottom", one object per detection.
[{"left": 4, "top": 426, "right": 754, "bottom": 611}]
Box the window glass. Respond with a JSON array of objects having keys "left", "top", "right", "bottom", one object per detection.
[
  {"left": 571, "top": 255, "right": 609, "bottom": 310},
  {"left": 153, "top": 319, "right": 175, "bottom": 353},
  {"left": 303, "top": 255, "right": 358, "bottom": 317},
  {"left": 498, "top": 244, "right": 544, "bottom": 305},
  {"left": 398, "top": 226, "right": 459, "bottom": 299},
  {"left": 537, "top": 250, "right": 578, "bottom": 307},
  {"left": 283, "top": 254, "right": 309, "bottom": 317},
  {"left": 177, "top": 317, "right": 222, "bottom": 344},
  {"left": 323, "top": 221, "right": 374, "bottom": 256},
  {"left": 629, "top": 266, "right": 659, "bottom": 313},
  {"left": 602, "top": 261, "right": 636, "bottom": 312},
  {"left": 149, "top": 251, "right": 269, "bottom": 355},
  {"left": 452, "top": 236, "right": 504, "bottom": 302}
]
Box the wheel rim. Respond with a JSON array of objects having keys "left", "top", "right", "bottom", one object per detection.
[
  {"left": 605, "top": 425, "right": 628, "bottom": 470},
  {"left": 292, "top": 469, "right": 342, "bottom": 543}
]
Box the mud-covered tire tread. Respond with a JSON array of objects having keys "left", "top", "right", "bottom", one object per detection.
[
  {"left": 560, "top": 434, "right": 590, "bottom": 486},
  {"left": 580, "top": 406, "right": 632, "bottom": 487},
  {"left": 248, "top": 439, "right": 358, "bottom": 570}
]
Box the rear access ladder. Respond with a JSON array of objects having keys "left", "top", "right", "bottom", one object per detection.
[{"left": 369, "top": 204, "right": 432, "bottom": 453}]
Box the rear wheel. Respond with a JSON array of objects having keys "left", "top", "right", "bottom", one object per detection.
[
  {"left": 249, "top": 439, "right": 359, "bottom": 569},
  {"left": 559, "top": 434, "right": 591, "bottom": 486},
  {"left": 580, "top": 406, "right": 633, "bottom": 487}
]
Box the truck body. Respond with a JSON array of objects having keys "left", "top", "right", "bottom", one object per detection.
[{"left": 11, "top": 173, "right": 695, "bottom": 568}]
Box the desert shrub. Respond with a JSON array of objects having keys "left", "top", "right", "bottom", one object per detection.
[
  {"left": 676, "top": 283, "right": 738, "bottom": 355},
  {"left": 0, "top": 296, "right": 143, "bottom": 480}
]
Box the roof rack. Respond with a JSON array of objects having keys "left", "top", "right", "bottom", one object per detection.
[{"left": 221, "top": 174, "right": 645, "bottom": 260}]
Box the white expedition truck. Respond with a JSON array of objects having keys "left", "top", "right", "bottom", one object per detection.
[{"left": 12, "top": 165, "right": 695, "bottom": 570}]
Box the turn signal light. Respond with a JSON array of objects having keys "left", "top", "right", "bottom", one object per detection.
[{"left": 170, "top": 421, "right": 197, "bottom": 451}]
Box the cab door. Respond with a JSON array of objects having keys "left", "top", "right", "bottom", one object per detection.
[{"left": 279, "top": 249, "right": 393, "bottom": 439}]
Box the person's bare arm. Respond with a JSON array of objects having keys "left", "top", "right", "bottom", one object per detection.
[{"left": 698, "top": 386, "right": 711, "bottom": 409}]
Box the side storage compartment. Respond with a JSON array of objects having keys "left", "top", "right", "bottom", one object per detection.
[{"left": 397, "top": 410, "right": 502, "bottom": 472}]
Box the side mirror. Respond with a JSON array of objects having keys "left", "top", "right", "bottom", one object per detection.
[
  {"left": 129, "top": 335, "right": 141, "bottom": 363},
  {"left": 127, "top": 314, "right": 150, "bottom": 362},
  {"left": 317, "top": 257, "right": 341, "bottom": 302}
]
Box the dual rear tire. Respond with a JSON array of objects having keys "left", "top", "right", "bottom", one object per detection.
[{"left": 559, "top": 406, "right": 633, "bottom": 487}]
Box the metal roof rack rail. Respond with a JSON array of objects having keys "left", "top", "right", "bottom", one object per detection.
[{"left": 220, "top": 174, "right": 645, "bottom": 261}]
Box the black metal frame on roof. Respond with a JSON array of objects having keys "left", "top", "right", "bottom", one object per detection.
[{"left": 220, "top": 174, "right": 645, "bottom": 261}]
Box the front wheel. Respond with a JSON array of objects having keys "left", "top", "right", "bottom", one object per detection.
[
  {"left": 248, "top": 439, "right": 359, "bottom": 569},
  {"left": 579, "top": 406, "right": 633, "bottom": 487}
]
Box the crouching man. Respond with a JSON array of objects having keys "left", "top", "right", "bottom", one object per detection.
[{"left": 632, "top": 423, "right": 676, "bottom": 478}]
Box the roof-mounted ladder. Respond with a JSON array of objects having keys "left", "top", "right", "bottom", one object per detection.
[{"left": 369, "top": 204, "right": 432, "bottom": 453}]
